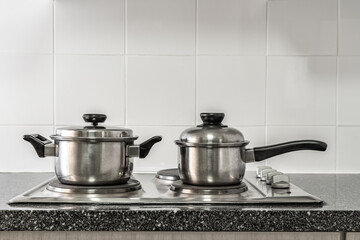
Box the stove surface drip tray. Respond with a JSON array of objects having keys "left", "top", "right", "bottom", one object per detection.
[
  {"left": 47, "top": 179, "right": 142, "bottom": 194},
  {"left": 8, "top": 172, "right": 322, "bottom": 205}
]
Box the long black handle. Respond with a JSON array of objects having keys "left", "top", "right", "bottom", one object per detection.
[
  {"left": 23, "top": 134, "right": 52, "bottom": 158},
  {"left": 139, "top": 136, "right": 162, "bottom": 158},
  {"left": 253, "top": 140, "right": 327, "bottom": 161}
]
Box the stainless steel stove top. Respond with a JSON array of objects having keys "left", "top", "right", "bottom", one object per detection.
[{"left": 8, "top": 171, "right": 322, "bottom": 205}]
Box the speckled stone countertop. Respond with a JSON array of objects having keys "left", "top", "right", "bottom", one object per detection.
[{"left": 1, "top": 173, "right": 360, "bottom": 232}]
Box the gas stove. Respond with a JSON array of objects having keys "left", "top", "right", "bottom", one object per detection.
[{"left": 8, "top": 168, "right": 322, "bottom": 205}]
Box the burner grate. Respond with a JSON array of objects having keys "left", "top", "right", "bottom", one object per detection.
[
  {"left": 155, "top": 168, "right": 180, "bottom": 181},
  {"left": 170, "top": 181, "right": 248, "bottom": 195},
  {"left": 47, "top": 179, "right": 141, "bottom": 194}
]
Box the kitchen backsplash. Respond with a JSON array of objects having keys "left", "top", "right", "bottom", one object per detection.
[{"left": 0, "top": 0, "right": 359, "bottom": 173}]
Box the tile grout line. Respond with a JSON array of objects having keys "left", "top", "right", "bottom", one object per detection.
[
  {"left": 335, "top": 58, "right": 339, "bottom": 173},
  {"left": 335, "top": 0, "right": 340, "bottom": 173},
  {"left": 39, "top": 53, "right": 360, "bottom": 57},
  {"left": 52, "top": 0, "right": 56, "bottom": 132},
  {"left": 0, "top": 123, "right": 344, "bottom": 127},
  {"left": 124, "top": 0, "right": 128, "bottom": 126},
  {"left": 0, "top": 53, "right": 54, "bottom": 56},
  {"left": 265, "top": 0, "right": 269, "bottom": 158},
  {"left": 194, "top": 0, "right": 198, "bottom": 124},
  {"left": 335, "top": 0, "right": 339, "bottom": 192}
]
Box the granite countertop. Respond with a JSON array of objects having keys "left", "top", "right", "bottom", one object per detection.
[{"left": 0, "top": 172, "right": 360, "bottom": 232}]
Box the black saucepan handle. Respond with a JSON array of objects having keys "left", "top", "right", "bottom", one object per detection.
[
  {"left": 253, "top": 140, "right": 327, "bottom": 161},
  {"left": 139, "top": 136, "right": 162, "bottom": 158},
  {"left": 23, "top": 134, "right": 52, "bottom": 158}
]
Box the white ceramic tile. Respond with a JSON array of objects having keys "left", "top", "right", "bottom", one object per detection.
[
  {"left": 197, "top": 0, "right": 266, "bottom": 55},
  {"left": 266, "top": 127, "right": 335, "bottom": 173},
  {"left": 234, "top": 126, "right": 266, "bottom": 171},
  {"left": 0, "top": 54, "right": 53, "bottom": 125},
  {"left": 127, "top": 56, "right": 195, "bottom": 125},
  {"left": 129, "top": 126, "right": 187, "bottom": 172},
  {"left": 268, "top": 0, "right": 337, "bottom": 55},
  {"left": 197, "top": 56, "right": 265, "bottom": 126},
  {"left": 339, "top": 0, "right": 360, "bottom": 55},
  {"left": 55, "top": 55, "right": 125, "bottom": 125},
  {"left": 0, "top": 0, "right": 52, "bottom": 53},
  {"left": 338, "top": 57, "right": 360, "bottom": 125},
  {"left": 127, "top": 0, "right": 195, "bottom": 55},
  {"left": 55, "top": 0, "right": 125, "bottom": 54},
  {"left": 267, "top": 57, "right": 336, "bottom": 126},
  {"left": 0, "top": 126, "right": 54, "bottom": 172},
  {"left": 337, "top": 127, "right": 360, "bottom": 173}
]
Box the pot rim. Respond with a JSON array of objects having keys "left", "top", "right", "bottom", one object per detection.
[
  {"left": 50, "top": 135, "right": 139, "bottom": 142},
  {"left": 175, "top": 140, "right": 250, "bottom": 148}
]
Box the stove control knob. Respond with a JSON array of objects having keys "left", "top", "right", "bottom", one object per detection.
[
  {"left": 256, "top": 166, "right": 272, "bottom": 178},
  {"left": 266, "top": 171, "right": 283, "bottom": 185},
  {"left": 271, "top": 174, "right": 290, "bottom": 189},
  {"left": 260, "top": 169, "right": 277, "bottom": 181}
]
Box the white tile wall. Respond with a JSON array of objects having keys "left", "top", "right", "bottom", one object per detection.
[
  {"left": 127, "top": 56, "right": 195, "bottom": 125},
  {"left": 0, "top": 126, "right": 54, "bottom": 172},
  {"left": 197, "top": 0, "right": 266, "bottom": 55},
  {"left": 55, "top": 0, "right": 125, "bottom": 54},
  {"left": 339, "top": 0, "right": 360, "bottom": 55},
  {"left": 130, "top": 126, "right": 187, "bottom": 172},
  {"left": 267, "top": 56, "right": 337, "bottom": 126},
  {"left": 337, "top": 127, "right": 360, "bottom": 172},
  {"left": 127, "top": 0, "right": 195, "bottom": 55},
  {"left": 0, "top": 54, "right": 53, "bottom": 125},
  {"left": 0, "top": 0, "right": 53, "bottom": 54},
  {"left": 197, "top": 56, "right": 266, "bottom": 125},
  {"left": 268, "top": 0, "right": 337, "bottom": 55},
  {"left": 55, "top": 55, "right": 125, "bottom": 125},
  {"left": 338, "top": 57, "right": 360, "bottom": 125},
  {"left": 1, "top": 0, "right": 360, "bottom": 173}
]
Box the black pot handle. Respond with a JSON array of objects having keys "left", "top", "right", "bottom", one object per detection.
[
  {"left": 252, "top": 140, "right": 327, "bottom": 162},
  {"left": 139, "top": 136, "right": 162, "bottom": 158},
  {"left": 23, "top": 134, "right": 52, "bottom": 158}
]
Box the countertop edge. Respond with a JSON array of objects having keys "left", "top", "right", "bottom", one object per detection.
[
  {"left": 2, "top": 173, "right": 360, "bottom": 232},
  {"left": 1, "top": 209, "right": 360, "bottom": 232}
]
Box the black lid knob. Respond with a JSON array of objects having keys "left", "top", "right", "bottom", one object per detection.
[
  {"left": 83, "top": 114, "right": 107, "bottom": 127},
  {"left": 199, "top": 113, "right": 226, "bottom": 126}
]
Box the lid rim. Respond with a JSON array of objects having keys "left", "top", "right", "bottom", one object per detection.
[
  {"left": 50, "top": 135, "right": 139, "bottom": 142},
  {"left": 55, "top": 126, "right": 134, "bottom": 139},
  {"left": 175, "top": 140, "right": 249, "bottom": 148}
]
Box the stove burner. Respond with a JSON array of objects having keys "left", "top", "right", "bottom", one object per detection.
[
  {"left": 170, "top": 181, "right": 248, "bottom": 195},
  {"left": 155, "top": 168, "right": 180, "bottom": 181},
  {"left": 47, "top": 179, "right": 142, "bottom": 194}
]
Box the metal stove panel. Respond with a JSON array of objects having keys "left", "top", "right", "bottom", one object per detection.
[{"left": 8, "top": 172, "right": 322, "bottom": 205}]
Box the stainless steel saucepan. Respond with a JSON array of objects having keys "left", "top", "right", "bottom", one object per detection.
[
  {"left": 175, "top": 113, "right": 327, "bottom": 186},
  {"left": 24, "top": 114, "right": 162, "bottom": 186}
]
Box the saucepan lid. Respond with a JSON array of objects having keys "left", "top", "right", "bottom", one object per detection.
[
  {"left": 51, "top": 114, "right": 138, "bottom": 142},
  {"left": 175, "top": 113, "right": 249, "bottom": 147}
]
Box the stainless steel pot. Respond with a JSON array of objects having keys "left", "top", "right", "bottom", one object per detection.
[
  {"left": 24, "top": 114, "right": 162, "bottom": 186},
  {"left": 175, "top": 113, "right": 327, "bottom": 186}
]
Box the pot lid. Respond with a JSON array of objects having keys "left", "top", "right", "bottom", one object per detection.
[
  {"left": 51, "top": 114, "right": 137, "bottom": 141},
  {"left": 176, "top": 113, "right": 247, "bottom": 147}
]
